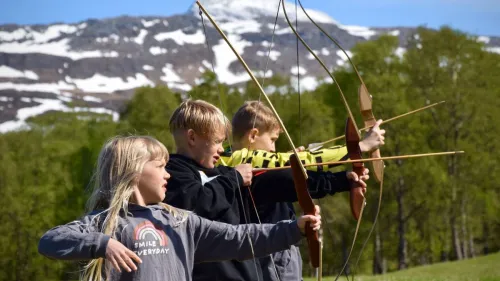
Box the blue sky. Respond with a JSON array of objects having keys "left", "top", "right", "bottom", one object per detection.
[{"left": 1, "top": 0, "right": 499, "bottom": 36}]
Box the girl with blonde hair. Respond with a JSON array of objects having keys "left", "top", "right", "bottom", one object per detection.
[{"left": 38, "top": 135, "right": 321, "bottom": 281}]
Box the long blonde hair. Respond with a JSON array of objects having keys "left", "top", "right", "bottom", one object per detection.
[{"left": 82, "top": 135, "right": 183, "bottom": 281}]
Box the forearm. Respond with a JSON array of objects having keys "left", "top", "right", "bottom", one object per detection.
[{"left": 38, "top": 223, "right": 109, "bottom": 260}]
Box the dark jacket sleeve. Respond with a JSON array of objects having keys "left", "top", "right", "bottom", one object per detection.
[
  {"left": 165, "top": 166, "right": 244, "bottom": 222},
  {"left": 251, "top": 169, "right": 350, "bottom": 203},
  {"left": 38, "top": 213, "right": 110, "bottom": 260}
]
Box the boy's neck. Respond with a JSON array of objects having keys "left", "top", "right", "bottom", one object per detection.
[
  {"left": 232, "top": 142, "right": 244, "bottom": 151},
  {"left": 175, "top": 147, "right": 195, "bottom": 159}
]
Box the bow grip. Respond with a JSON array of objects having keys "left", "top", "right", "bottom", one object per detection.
[{"left": 289, "top": 154, "right": 320, "bottom": 268}]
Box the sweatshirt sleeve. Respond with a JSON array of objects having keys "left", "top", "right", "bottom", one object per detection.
[
  {"left": 165, "top": 166, "right": 244, "bottom": 222},
  {"left": 222, "top": 147, "right": 349, "bottom": 173},
  {"left": 38, "top": 214, "right": 110, "bottom": 260},
  {"left": 189, "top": 214, "right": 302, "bottom": 263},
  {"left": 251, "top": 169, "right": 351, "bottom": 203}
]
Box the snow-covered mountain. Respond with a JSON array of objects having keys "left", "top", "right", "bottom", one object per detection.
[{"left": 1, "top": 0, "right": 499, "bottom": 132}]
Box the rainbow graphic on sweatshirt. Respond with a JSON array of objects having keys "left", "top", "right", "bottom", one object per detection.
[{"left": 133, "top": 221, "right": 168, "bottom": 247}]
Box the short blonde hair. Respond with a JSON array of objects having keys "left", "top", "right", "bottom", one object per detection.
[
  {"left": 232, "top": 101, "right": 282, "bottom": 141},
  {"left": 169, "top": 99, "right": 231, "bottom": 140}
]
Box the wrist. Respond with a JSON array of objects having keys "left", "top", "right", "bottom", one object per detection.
[{"left": 358, "top": 141, "right": 367, "bottom": 153}]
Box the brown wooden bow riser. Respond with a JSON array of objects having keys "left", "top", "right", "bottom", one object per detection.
[
  {"left": 290, "top": 154, "right": 320, "bottom": 268},
  {"left": 345, "top": 117, "right": 366, "bottom": 221}
]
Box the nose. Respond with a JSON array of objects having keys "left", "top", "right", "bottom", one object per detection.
[
  {"left": 164, "top": 170, "right": 171, "bottom": 180},
  {"left": 217, "top": 144, "right": 224, "bottom": 154}
]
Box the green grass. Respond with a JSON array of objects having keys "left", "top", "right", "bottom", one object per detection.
[{"left": 305, "top": 252, "right": 500, "bottom": 281}]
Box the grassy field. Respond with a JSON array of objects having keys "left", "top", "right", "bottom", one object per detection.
[{"left": 304, "top": 252, "right": 500, "bottom": 281}]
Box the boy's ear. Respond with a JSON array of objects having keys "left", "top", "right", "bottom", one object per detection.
[
  {"left": 187, "top": 129, "right": 196, "bottom": 146},
  {"left": 248, "top": 128, "right": 259, "bottom": 144}
]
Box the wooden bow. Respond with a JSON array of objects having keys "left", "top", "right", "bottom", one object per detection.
[
  {"left": 280, "top": 0, "right": 365, "bottom": 222},
  {"left": 294, "top": 2, "right": 386, "bottom": 278},
  {"left": 281, "top": 2, "right": 369, "bottom": 279},
  {"left": 196, "top": 0, "right": 322, "bottom": 271}
]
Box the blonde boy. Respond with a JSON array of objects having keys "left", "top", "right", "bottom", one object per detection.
[{"left": 165, "top": 99, "right": 262, "bottom": 281}]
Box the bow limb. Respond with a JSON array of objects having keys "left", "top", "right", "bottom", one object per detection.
[
  {"left": 334, "top": 117, "right": 367, "bottom": 281},
  {"left": 296, "top": 2, "right": 387, "bottom": 277},
  {"left": 281, "top": 0, "right": 360, "bottom": 132},
  {"left": 296, "top": 0, "right": 385, "bottom": 179},
  {"left": 282, "top": 3, "right": 367, "bottom": 278},
  {"left": 196, "top": 1, "right": 321, "bottom": 271},
  {"left": 281, "top": 0, "right": 366, "bottom": 220}
]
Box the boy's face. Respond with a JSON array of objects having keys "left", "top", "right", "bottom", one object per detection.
[
  {"left": 250, "top": 128, "right": 280, "bottom": 152},
  {"left": 190, "top": 128, "right": 226, "bottom": 169}
]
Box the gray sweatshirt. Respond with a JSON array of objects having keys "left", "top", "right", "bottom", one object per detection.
[{"left": 38, "top": 204, "right": 303, "bottom": 281}]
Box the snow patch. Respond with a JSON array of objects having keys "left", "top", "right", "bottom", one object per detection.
[
  {"left": 0, "top": 81, "right": 75, "bottom": 94},
  {"left": 307, "top": 50, "right": 319, "bottom": 60},
  {"left": 0, "top": 28, "right": 29, "bottom": 42},
  {"left": 220, "top": 20, "right": 261, "bottom": 34},
  {"left": 0, "top": 66, "right": 39, "bottom": 80},
  {"left": 336, "top": 50, "right": 352, "bottom": 62},
  {"left": 477, "top": 36, "right": 490, "bottom": 44},
  {"left": 155, "top": 29, "right": 205, "bottom": 45},
  {"left": 291, "top": 76, "right": 319, "bottom": 92},
  {"left": 191, "top": 0, "right": 336, "bottom": 24},
  {"left": 82, "top": 95, "right": 102, "bottom": 102},
  {"left": 339, "top": 25, "right": 376, "bottom": 39},
  {"left": 143, "top": 65, "right": 155, "bottom": 71},
  {"left": 291, "top": 66, "right": 307, "bottom": 75},
  {"left": 211, "top": 34, "right": 252, "bottom": 84},
  {"left": 388, "top": 30, "right": 400, "bottom": 36},
  {"left": 395, "top": 47, "right": 406, "bottom": 58},
  {"left": 0, "top": 38, "right": 119, "bottom": 60},
  {"left": 149, "top": 46, "right": 168, "bottom": 55},
  {"left": 71, "top": 73, "right": 154, "bottom": 93},
  {"left": 29, "top": 24, "right": 78, "bottom": 43},
  {"left": 256, "top": 50, "right": 281, "bottom": 61},
  {"left": 133, "top": 29, "right": 148, "bottom": 45},
  {"left": 486, "top": 47, "right": 500, "bottom": 54},
  {"left": 142, "top": 19, "right": 161, "bottom": 28},
  {"left": 0, "top": 98, "right": 119, "bottom": 133},
  {"left": 275, "top": 27, "right": 292, "bottom": 35},
  {"left": 161, "top": 64, "right": 192, "bottom": 91}
]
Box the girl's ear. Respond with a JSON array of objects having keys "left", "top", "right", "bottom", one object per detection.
[{"left": 248, "top": 128, "right": 259, "bottom": 144}]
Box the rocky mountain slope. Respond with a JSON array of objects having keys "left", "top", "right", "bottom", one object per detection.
[{"left": 1, "top": 0, "right": 499, "bottom": 132}]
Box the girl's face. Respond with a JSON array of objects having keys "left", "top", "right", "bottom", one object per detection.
[{"left": 135, "top": 159, "right": 170, "bottom": 205}]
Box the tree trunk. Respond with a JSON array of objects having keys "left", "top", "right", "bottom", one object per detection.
[
  {"left": 451, "top": 215, "right": 463, "bottom": 260},
  {"left": 396, "top": 159, "right": 408, "bottom": 270},
  {"left": 469, "top": 228, "right": 476, "bottom": 258},
  {"left": 373, "top": 226, "right": 383, "bottom": 274},
  {"left": 460, "top": 196, "right": 469, "bottom": 259},
  {"left": 483, "top": 223, "right": 489, "bottom": 255}
]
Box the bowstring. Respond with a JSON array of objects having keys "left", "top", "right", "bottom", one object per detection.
[{"left": 199, "top": 9, "right": 261, "bottom": 281}]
